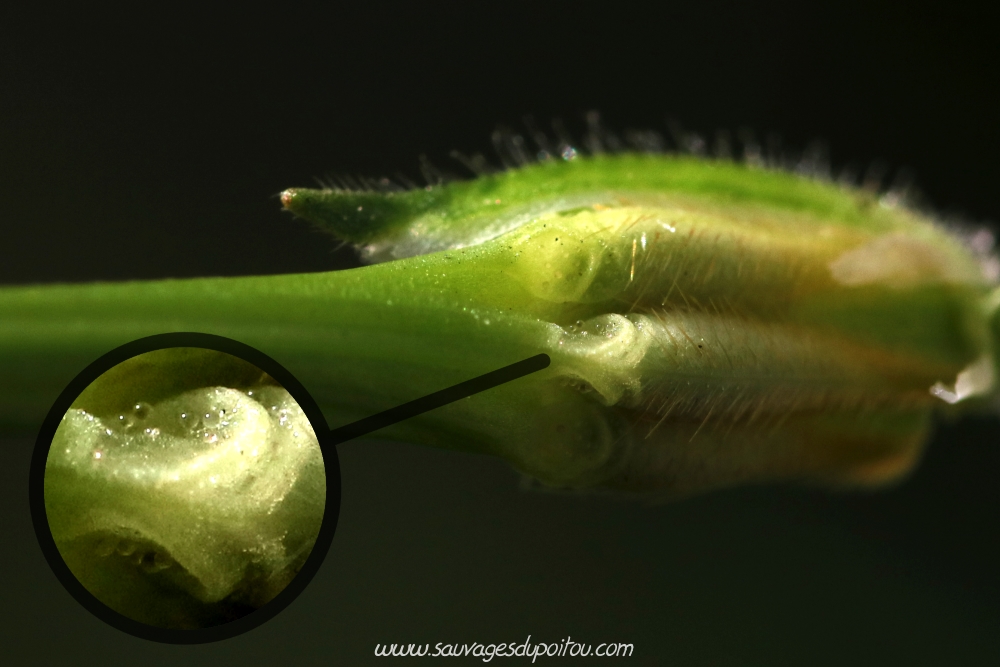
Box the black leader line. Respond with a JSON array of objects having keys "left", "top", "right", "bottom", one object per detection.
[{"left": 328, "top": 353, "right": 550, "bottom": 446}]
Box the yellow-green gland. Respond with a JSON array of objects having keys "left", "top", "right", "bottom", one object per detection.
[{"left": 43, "top": 349, "right": 325, "bottom": 628}]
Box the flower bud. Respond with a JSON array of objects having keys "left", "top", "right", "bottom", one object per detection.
[{"left": 283, "top": 154, "right": 999, "bottom": 495}]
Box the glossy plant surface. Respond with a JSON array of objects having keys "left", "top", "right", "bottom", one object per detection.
[
  {"left": 5, "top": 153, "right": 999, "bottom": 499},
  {"left": 43, "top": 349, "right": 326, "bottom": 628}
]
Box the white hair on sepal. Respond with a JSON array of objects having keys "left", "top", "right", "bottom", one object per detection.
[
  {"left": 666, "top": 116, "right": 707, "bottom": 156},
  {"left": 713, "top": 129, "right": 734, "bottom": 160},
  {"left": 522, "top": 114, "right": 557, "bottom": 161},
  {"left": 312, "top": 114, "right": 960, "bottom": 244},
  {"left": 738, "top": 127, "right": 765, "bottom": 167},
  {"left": 419, "top": 153, "right": 464, "bottom": 187},
  {"left": 449, "top": 149, "right": 495, "bottom": 176},
  {"left": 862, "top": 159, "right": 889, "bottom": 193},
  {"left": 551, "top": 116, "right": 580, "bottom": 161},
  {"left": 584, "top": 110, "right": 624, "bottom": 154},
  {"left": 624, "top": 128, "right": 667, "bottom": 154},
  {"left": 837, "top": 163, "right": 860, "bottom": 188},
  {"left": 491, "top": 126, "right": 533, "bottom": 169},
  {"left": 765, "top": 131, "right": 784, "bottom": 169},
  {"left": 314, "top": 172, "right": 408, "bottom": 193},
  {"left": 876, "top": 166, "right": 917, "bottom": 208},
  {"left": 793, "top": 140, "right": 832, "bottom": 180}
]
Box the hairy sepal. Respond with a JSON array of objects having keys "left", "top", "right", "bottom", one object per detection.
[{"left": 284, "top": 155, "right": 997, "bottom": 495}]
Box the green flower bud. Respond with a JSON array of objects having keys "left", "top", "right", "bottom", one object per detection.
[
  {"left": 3, "top": 152, "right": 997, "bottom": 504},
  {"left": 281, "top": 154, "right": 999, "bottom": 494}
]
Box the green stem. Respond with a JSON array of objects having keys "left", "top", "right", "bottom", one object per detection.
[
  {"left": 0, "top": 267, "right": 551, "bottom": 442},
  {"left": 2, "top": 263, "right": 621, "bottom": 487}
]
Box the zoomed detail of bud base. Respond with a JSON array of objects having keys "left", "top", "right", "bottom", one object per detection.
[{"left": 42, "top": 348, "right": 326, "bottom": 630}]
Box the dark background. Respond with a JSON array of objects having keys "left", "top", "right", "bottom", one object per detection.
[{"left": 2, "top": 3, "right": 999, "bottom": 665}]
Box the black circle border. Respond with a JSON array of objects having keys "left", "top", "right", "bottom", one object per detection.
[{"left": 27, "top": 332, "right": 342, "bottom": 644}]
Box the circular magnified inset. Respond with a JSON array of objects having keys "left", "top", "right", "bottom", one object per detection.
[{"left": 32, "top": 337, "right": 336, "bottom": 640}]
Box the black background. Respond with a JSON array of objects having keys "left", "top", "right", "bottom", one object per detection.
[{"left": 2, "top": 3, "right": 999, "bottom": 665}]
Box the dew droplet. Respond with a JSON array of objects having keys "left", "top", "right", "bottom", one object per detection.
[{"left": 178, "top": 410, "right": 202, "bottom": 432}]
